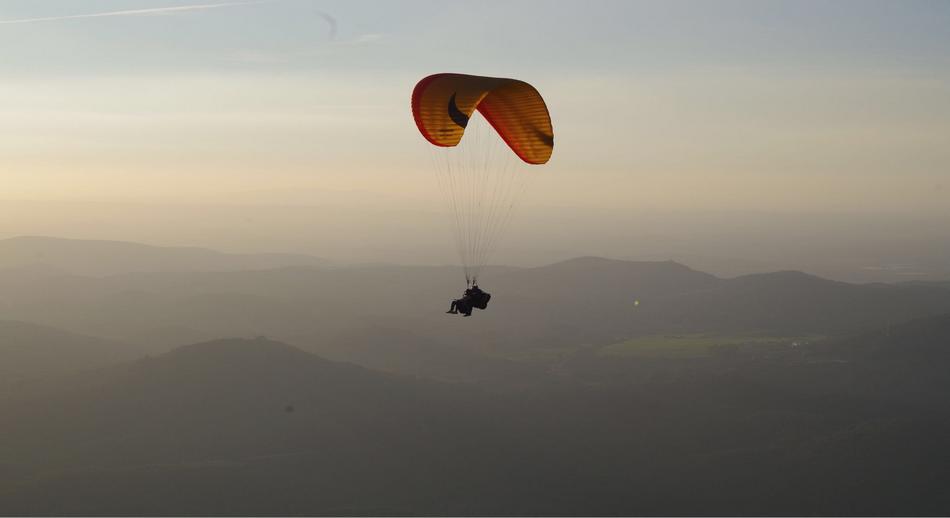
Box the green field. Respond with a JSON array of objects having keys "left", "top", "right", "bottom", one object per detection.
[{"left": 599, "top": 333, "right": 822, "bottom": 358}]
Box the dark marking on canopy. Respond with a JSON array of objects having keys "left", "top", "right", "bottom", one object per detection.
[{"left": 448, "top": 93, "right": 469, "bottom": 129}]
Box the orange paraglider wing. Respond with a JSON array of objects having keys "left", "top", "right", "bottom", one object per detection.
[{"left": 411, "top": 73, "right": 554, "bottom": 165}]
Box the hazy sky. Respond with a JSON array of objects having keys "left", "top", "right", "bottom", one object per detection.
[{"left": 2, "top": 0, "right": 948, "bottom": 212}]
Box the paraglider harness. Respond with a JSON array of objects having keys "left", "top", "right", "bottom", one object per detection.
[{"left": 447, "top": 281, "right": 491, "bottom": 316}]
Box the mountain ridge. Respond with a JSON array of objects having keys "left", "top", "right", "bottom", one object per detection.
[
  {"left": 0, "top": 319, "right": 140, "bottom": 383},
  {"left": 0, "top": 236, "right": 331, "bottom": 276}
]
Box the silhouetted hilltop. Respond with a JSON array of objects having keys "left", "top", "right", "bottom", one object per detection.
[
  {"left": 0, "top": 337, "right": 477, "bottom": 466},
  {"left": 79, "top": 336, "right": 417, "bottom": 398},
  {"left": 117, "top": 337, "right": 400, "bottom": 398},
  {"left": 164, "top": 336, "right": 331, "bottom": 368},
  {"left": 0, "top": 236, "right": 329, "bottom": 276}
]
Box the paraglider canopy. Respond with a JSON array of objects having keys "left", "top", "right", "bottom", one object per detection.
[
  {"left": 412, "top": 73, "right": 554, "bottom": 165},
  {"left": 413, "top": 73, "right": 553, "bottom": 286}
]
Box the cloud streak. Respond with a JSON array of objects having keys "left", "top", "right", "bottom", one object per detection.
[{"left": 0, "top": 1, "right": 268, "bottom": 25}]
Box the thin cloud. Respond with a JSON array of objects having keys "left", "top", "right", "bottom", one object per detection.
[
  {"left": 0, "top": 1, "right": 269, "bottom": 25},
  {"left": 227, "top": 33, "right": 385, "bottom": 64},
  {"left": 316, "top": 11, "right": 337, "bottom": 40},
  {"left": 332, "top": 33, "right": 382, "bottom": 46}
]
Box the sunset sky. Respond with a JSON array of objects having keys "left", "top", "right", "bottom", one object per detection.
[{"left": 2, "top": 0, "right": 948, "bottom": 211}]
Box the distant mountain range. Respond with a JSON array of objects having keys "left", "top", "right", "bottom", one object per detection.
[
  {"left": 0, "top": 236, "right": 330, "bottom": 276},
  {"left": 1, "top": 238, "right": 950, "bottom": 383}
]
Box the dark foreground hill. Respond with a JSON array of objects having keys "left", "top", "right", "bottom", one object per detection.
[
  {"left": 0, "top": 338, "right": 511, "bottom": 515},
  {"left": 2, "top": 335, "right": 950, "bottom": 515}
]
